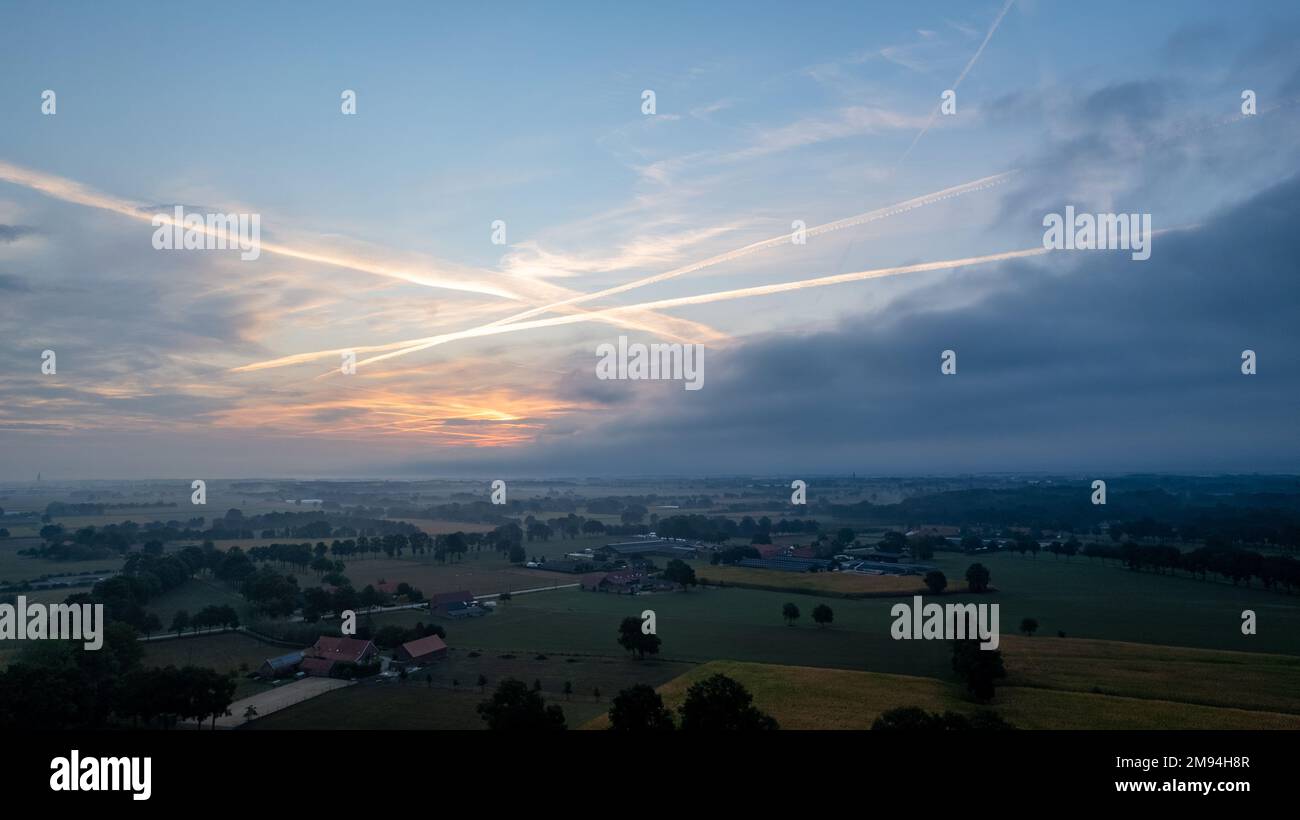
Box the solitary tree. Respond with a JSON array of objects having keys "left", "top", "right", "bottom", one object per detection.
[
  {"left": 812, "top": 603, "right": 834, "bottom": 628},
  {"left": 1020, "top": 617, "right": 1039, "bottom": 636},
  {"left": 965, "top": 563, "right": 991, "bottom": 593},
  {"left": 478, "top": 674, "right": 488, "bottom": 693},
  {"left": 951, "top": 639, "right": 1006, "bottom": 702},
  {"left": 924, "top": 570, "right": 948, "bottom": 594},
  {"left": 781, "top": 602, "right": 800, "bottom": 626},
  {"left": 617, "top": 616, "right": 662, "bottom": 659}
]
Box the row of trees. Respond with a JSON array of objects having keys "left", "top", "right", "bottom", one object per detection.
[
  {"left": 780, "top": 602, "right": 834, "bottom": 627},
  {"left": 0, "top": 621, "right": 234, "bottom": 730},
  {"left": 167, "top": 605, "right": 240, "bottom": 637},
  {"left": 476, "top": 673, "right": 779, "bottom": 731}
]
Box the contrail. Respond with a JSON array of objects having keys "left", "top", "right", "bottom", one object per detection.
[
  {"left": 0, "top": 158, "right": 725, "bottom": 345},
  {"left": 234, "top": 244, "right": 1049, "bottom": 373},
  {"left": 235, "top": 170, "right": 1015, "bottom": 373},
  {"left": 0, "top": 159, "right": 522, "bottom": 299},
  {"left": 902, "top": 0, "right": 1016, "bottom": 160},
  {"left": 346, "top": 224, "right": 1190, "bottom": 371}
]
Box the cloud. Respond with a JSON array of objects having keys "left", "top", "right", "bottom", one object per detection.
[
  {"left": 391, "top": 173, "right": 1300, "bottom": 476},
  {"left": 0, "top": 224, "right": 39, "bottom": 243}
]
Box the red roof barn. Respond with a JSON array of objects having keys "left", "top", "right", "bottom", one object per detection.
[{"left": 396, "top": 634, "right": 448, "bottom": 664}]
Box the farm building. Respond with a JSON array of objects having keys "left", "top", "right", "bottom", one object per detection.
[
  {"left": 305, "top": 636, "right": 378, "bottom": 676},
  {"left": 396, "top": 634, "right": 448, "bottom": 664},
  {"left": 258, "top": 651, "right": 304, "bottom": 678},
  {"left": 600, "top": 539, "right": 700, "bottom": 559},
  {"left": 736, "top": 556, "right": 833, "bottom": 573},
  {"left": 429, "top": 589, "right": 475, "bottom": 613},
  {"left": 300, "top": 657, "right": 337, "bottom": 677},
  {"left": 444, "top": 600, "right": 489, "bottom": 619}
]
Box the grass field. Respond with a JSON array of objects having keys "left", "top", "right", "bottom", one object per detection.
[
  {"left": 361, "top": 560, "right": 1300, "bottom": 682},
  {"left": 582, "top": 659, "right": 1300, "bottom": 730},
  {"left": 141, "top": 631, "right": 280, "bottom": 698},
  {"left": 287, "top": 553, "right": 575, "bottom": 598},
  {"left": 698, "top": 564, "right": 964, "bottom": 596},
  {"left": 998, "top": 634, "right": 1300, "bottom": 715},
  {"left": 927, "top": 551, "right": 1300, "bottom": 653},
  {"left": 246, "top": 651, "right": 691, "bottom": 730},
  {"left": 0, "top": 536, "right": 123, "bottom": 586},
  {"left": 143, "top": 577, "right": 252, "bottom": 627}
]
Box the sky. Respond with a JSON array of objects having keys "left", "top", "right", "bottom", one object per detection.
[{"left": 0, "top": 0, "right": 1298, "bottom": 479}]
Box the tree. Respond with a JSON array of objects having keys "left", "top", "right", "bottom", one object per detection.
[
  {"left": 608, "top": 684, "right": 675, "bottom": 731},
  {"left": 965, "top": 563, "right": 991, "bottom": 593},
  {"left": 678, "top": 674, "right": 778, "bottom": 731},
  {"left": 1020, "top": 617, "right": 1039, "bottom": 636},
  {"left": 478, "top": 674, "right": 488, "bottom": 693},
  {"left": 811, "top": 603, "right": 834, "bottom": 628},
  {"left": 919, "top": 569, "right": 946, "bottom": 594},
  {"left": 141, "top": 613, "right": 162, "bottom": 639},
  {"left": 951, "top": 639, "right": 1006, "bottom": 702},
  {"left": 170, "top": 610, "right": 189, "bottom": 637},
  {"left": 476, "top": 678, "right": 566, "bottom": 730},
  {"left": 662, "top": 559, "right": 697, "bottom": 591},
  {"left": 617, "top": 616, "right": 662, "bottom": 659},
  {"left": 563, "top": 681, "right": 573, "bottom": 700},
  {"left": 508, "top": 544, "right": 527, "bottom": 564},
  {"left": 781, "top": 602, "right": 800, "bottom": 626},
  {"left": 872, "top": 706, "right": 1015, "bottom": 730}
]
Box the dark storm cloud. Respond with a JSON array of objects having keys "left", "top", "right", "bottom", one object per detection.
[{"left": 394, "top": 174, "right": 1300, "bottom": 477}]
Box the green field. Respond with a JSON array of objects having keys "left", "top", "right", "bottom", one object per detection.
[
  {"left": 141, "top": 631, "right": 279, "bottom": 698},
  {"left": 699, "top": 564, "right": 963, "bottom": 596},
  {"left": 926, "top": 552, "right": 1300, "bottom": 653},
  {"left": 246, "top": 651, "right": 691, "bottom": 730},
  {"left": 0, "top": 536, "right": 123, "bottom": 587}
]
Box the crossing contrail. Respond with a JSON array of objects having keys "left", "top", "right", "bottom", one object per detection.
[
  {"left": 0, "top": 158, "right": 724, "bottom": 345},
  {"left": 234, "top": 170, "right": 1015, "bottom": 373},
  {"left": 234, "top": 243, "right": 1049, "bottom": 373}
]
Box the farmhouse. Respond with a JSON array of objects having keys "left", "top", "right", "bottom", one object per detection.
[
  {"left": 396, "top": 634, "right": 448, "bottom": 664},
  {"left": 444, "top": 600, "right": 489, "bottom": 619},
  {"left": 429, "top": 590, "right": 474, "bottom": 614},
  {"left": 303, "top": 636, "right": 378, "bottom": 676}
]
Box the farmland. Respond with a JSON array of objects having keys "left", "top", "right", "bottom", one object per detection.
[{"left": 582, "top": 656, "right": 1300, "bottom": 730}]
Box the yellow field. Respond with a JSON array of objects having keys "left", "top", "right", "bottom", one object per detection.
[
  {"left": 698, "top": 565, "right": 964, "bottom": 596},
  {"left": 583, "top": 649, "right": 1300, "bottom": 730}
]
